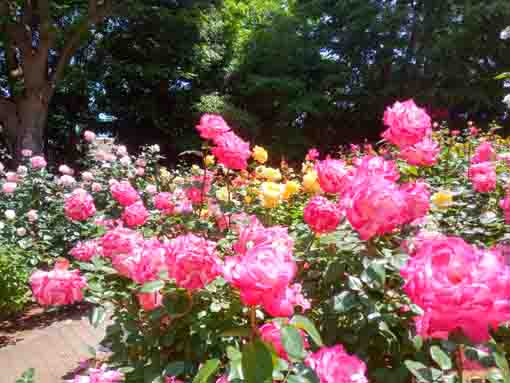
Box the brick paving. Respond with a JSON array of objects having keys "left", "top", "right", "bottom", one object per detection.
[{"left": 0, "top": 307, "right": 108, "bottom": 383}]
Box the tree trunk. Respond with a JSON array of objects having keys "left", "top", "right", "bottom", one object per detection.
[{"left": 0, "top": 95, "right": 48, "bottom": 160}]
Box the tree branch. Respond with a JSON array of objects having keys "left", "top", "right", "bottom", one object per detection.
[{"left": 50, "top": 0, "right": 113, "bottom": 91}]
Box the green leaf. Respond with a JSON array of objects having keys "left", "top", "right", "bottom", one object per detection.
[
  {"left": 333, "top": 291, "right": 358, "bottom": 313},
  {"left": 412, "top": 336, "right": 423, "bottom": 351},
  {"left": 290, "top": 315, "right": 323, "bottom": 347},
  {"left": 430, "top": 346, "right": 452, "bottom": 370},
  {"left": 192, "top": 359, "right": 220, "bottom": 383},
  {"left": 281, "top": 325, "right": 306, "bottom": 360},
  {"left": 140, "top": 280, "right": 165, "bottom": 293},
  {"left": 495, "top": 72, "right": 510, "bottom": 80},
  {"left": 405, "top": 360, "right": 443, "bottom": 382},
  {"left": 242, "top": 339, "right": 273, "bottom": 383},
  {"left": 16, "top": 368, "right": 35, "bottom": 383},
  {"left": 89, "top": 306, "right": 106, "bottom": 328},
  {"left": 163, "top": 361, "right": 186, "bottom": 377}
]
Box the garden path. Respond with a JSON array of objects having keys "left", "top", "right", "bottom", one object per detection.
[{"left": 0, "top": 306, "right": 108, "bottom": 383}]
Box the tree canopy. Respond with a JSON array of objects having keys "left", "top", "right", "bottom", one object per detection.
[{"left": 1, "top": 0, "right": 510, "bottom": 162}]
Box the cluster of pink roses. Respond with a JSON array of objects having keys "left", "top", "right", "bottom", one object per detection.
[
  {"left": 468, "top": 142, "right": 497, "bottom": 193},
  {"left": 382, "top": 99, "right": 439, "bottom": 167},
  {"left": 401, "top": 236, "right": 510, "bottom": 342},
  {"left": 223, "top": 219, "right": 310, "bottom": 317},
  {"left": 30, "top": 259, "right": 87, "bottom": 306},
  {"left": 109, "top": 181, "right": 149, "bottom": 227},
  {"left": 311, "top": 154, "right": 430, "bottom": 240},
  {"left": 196, "top": 114, "right": 251, "bottom": 170},
  {"left": 305, "top": 345, "right": 368, "bottom": 383}
]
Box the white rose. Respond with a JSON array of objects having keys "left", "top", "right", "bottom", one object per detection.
[{"left": 5, "top": 210, "right": 16, "bottom": 220}]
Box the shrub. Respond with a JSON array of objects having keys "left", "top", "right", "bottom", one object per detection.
[{"left": 0, "top": 246, "right": 33, "bottom": 316}]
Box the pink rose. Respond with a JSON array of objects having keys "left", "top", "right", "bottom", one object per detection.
[
  {"left": 17, "top": 165, "right": 28, "bottom": 176},
  {"left": 399, "top": 137, "right": 440, "bottom": 167},
  {"left": 305, "top": 345, "right": 368, "bottom": 383},
  {"left": 468, "top": 162, "right": 497, "bottom": 193},
  {"left": 70, "top": 240, "right": 100, "bottom": 261},
  {"left": 101, "top": 227, "right": 143, "bottom": 258},
  {"left": 27, "top": 209, "right": 38, "bottom": 223},
  {"left": 354, "top": 155, "right": 400, "bottom": 183},
  {"left": 72, "top": 364, "right": 123, "bottom": 383},
  {"left": 30, "top": 260, "right": 87, "bottom": 306},
  {"left": 382, "top": 99, "right": 432, "bottom": 148},
  {"left": 138, "top": 290, "right": 163, "bottom": 311},
  {"left": 304, "top": 196, "right": 343, "bottom": 234},
  {"left": 165, "top": 377, "right": 185, "bottom": 383},
  {"left": 116, "top": 145, "right": 128, "bottom": 156},
  {"left": 401, "top": 236, "right": 510, "bottom": 343},
  {"left": 215, "top": 377, "right": 229, "bottom": 383},
  {"left": 82, "top": 171, "right": 94, "bottom": 181},
  {"left": 196, "top": 114, "right": 231, "bottom": 140},
  {"left": 500, "top": 192, "right": 510, "bottom": 224},
  {"left": 472, "top": 142, "right": 496, "bottom": 164},
  {"left": 315, "top": 159, "right": 350, "bottom": 193},
  {"left": 145, "top": 184, "right": 157, "bottom": 194},
  {"left": 154, "top": 192, "right": 175, "bottom": 215},
  {"left": 262, "top": 283, "right": 311, "bottom": 317},
  {"left": 21, "top": 149, "right": 33, "bottom": 157},
  {"left": 136, "top": 158, "right": 147, "bottom": 167},
  {"left": 211, "top": 131, "right": 251, "bottom": 170},
  {"left": 83, "top": 130, "right": 97, "bottom": 142},
  {"left": 401, "top": 181, "right": 430, "bottom": 224},
  {"left": 2, "top": 182, "right": 17, "bottom": 194},
  {"left": 165, "top": 234, "right": 221, "bottom": 290},
  {"left": 306, "top": 148, "right": 320, "bottom": 161},
  {"left": 6, "top": 171, "right": 18, "bottom": 182},
  {"left": 345, "top": 178, "right": 408, "bottom": 240},
  {"left": 136, "top": 167, "right": 145, "bottom": 176},
  {"left": 259, "top": 321, "right": 309, "bottom": 360},
  {"left": 110, "top": 181, "right": 140, "bottom": 206},
  {"left": 111, "top": 239, "right": 167, "bottom": 284},
  {"left": 122, "top": 201, "right": 149, "bottom": 227},
  {"left": 59, "top": 164, "right": 74, "bottom": 175},
  {"left": 30, "top": 156, "right": 47, "bottom": 169},
  {"left": 224, "top": 223, "right": 296, "bottom": 308},
  {"left": 58, "top": 175, "right": 76, "bottom": 187},
  {"left": 91, "top": 182, "right": 102, "bottom": 192},
  {"left": 64, "top": 188, "right": 96, "bottom": 221}
]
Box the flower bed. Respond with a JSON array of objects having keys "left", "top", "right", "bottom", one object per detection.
[{"left": 3, "top": 101, "right": 510, "bottom": 383}]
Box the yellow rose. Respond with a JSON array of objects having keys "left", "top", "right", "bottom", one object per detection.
[
  {"left": 282, "top": 180, "right": 300, "bottom": 200},
  {"left": 260, "top": 182, "right": 282, "bottom": 208},
  {"left": 302, "top": 171, "right": 321, "bottom": 194},
  {"left": 255, "top": 166, "right": 282, "bottom": 182},
  {"left": 204, "top": 155, "right": 215, "bottom": 167},
  {"left": 244, "top": 195, "right": 253, "bottom": 204},
  {"left": 252, "top": 146, "right": 268, "bottom": 164},
  {"left": 216, "top": 186, "right": 229, "bottom": 202},
  {"left": 431, "top": 191, "right": 453, "bottom": 209},
  {"left": 173, "top": 176, "right": 185, "bottom": 185}
]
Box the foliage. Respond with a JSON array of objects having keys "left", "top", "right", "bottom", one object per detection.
[{"left": 0, "top": 245, "right": 33, "bottom": 316}]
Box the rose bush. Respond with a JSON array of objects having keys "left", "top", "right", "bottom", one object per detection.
[{"left": 4, "top": 103, "right": 510, "bottom": 382}]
